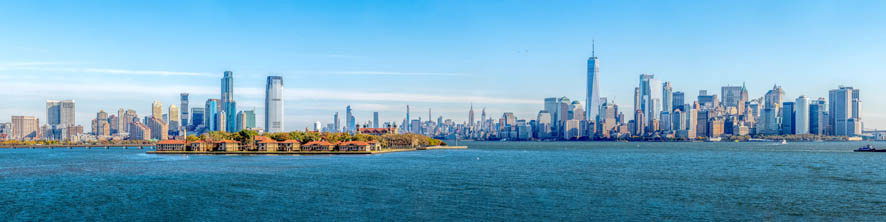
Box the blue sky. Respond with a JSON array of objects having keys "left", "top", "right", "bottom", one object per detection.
[{"left": 2, "top": 0, "right": 886, "bottom": 130}]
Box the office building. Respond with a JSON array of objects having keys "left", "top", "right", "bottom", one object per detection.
[
  {"left": 11, "top": 116, "right": 40, "bottom": 140},
  {"left": 794, "top": 96, "right": 810, "bottom": 134},
  {"left": 373, "top": 112, "right": 380, "bottom": 128},
  {"left": 809, "top": 98, "right": 828, "bottom": 135},
  {"left": 781, "top": 102, "right": 795, "bottom": 135},
  {"left": 221, "top": 71, "right": 237, "bottom": 132},
  {"left": 237, "top": 110, "right": 256, "bottom": 130},
  {"left": 265, "top": 76, "right": 284, "bottom": 132},
  {"left": 152, "top": 101, "right": 163, "bottom": 120},
  {"left": 180, "top": 93, "right": 189, "bottom": 129},
  {"left": 829, "top": 86, "right": 861, "bottom": 136},
  {"left": 586, "top": 43, "right": 600, "bottom": 121}
]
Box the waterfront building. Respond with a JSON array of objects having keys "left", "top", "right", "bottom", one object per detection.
[
  {"left": 536, "top": 111, "right": 552, "bottom": 139},
  {"left": 221, "top": 71, "right": 237, "bottom": 132},
  {"left": 205, "top": 99, "right": 219, "bottom": 131},
  {"left": 265, "top": 76, "right": 284, "bottom": 132},
  {"left": 809, "top": 98, "right": 828, "bottom": 135},
  {"left": 127, "top": 121, "right": 150, "bottom": 140},
  {"left": 152, "top": 101, "right": 163, "bottom": 120},
  {"left": 829, "top": 86, "right": 861, "bottom": 136},
  {"left": 794, "top": 96, "right": 810, "bottom": 134},
  {"left": 563, "top": 119, "right": 581, "bottom": 140},
  {"left": 708, "top": 118, "right": 725, "bottom": 138},
  {"left": 570, "top": 101, "right": 585, "bottom": 121},
  {"left": 586, "top": 43, "right": 600, "bottom": 121},
  {"left": 696, "top": 110, "right": 709, "bottom": 137},
  {"left": 146, "top": 117, "right": 168, "bottom": 140},
  {"left": 633, "top": 109, "right": 645, "bottom": 136},
  {"left": 11, "top": 116, "right": 40, "bottom": 140},
  {"left": 180, "top": 93, "right": 189, "bottom": 129},
  {"left": 781, "top": 102, "right": 796, "bottom": 135}
]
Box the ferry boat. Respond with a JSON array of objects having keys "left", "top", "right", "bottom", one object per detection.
[{"left": 854, "top": 145, "right": 886, "bottom": 152}]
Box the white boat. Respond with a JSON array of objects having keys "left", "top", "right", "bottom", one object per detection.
[{"left": 780, "top": 139, "right": 787, "bottom": 144}]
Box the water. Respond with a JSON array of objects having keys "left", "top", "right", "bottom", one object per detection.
[{"left": 1, "top": 142, "right": 884, "bottom": 221}]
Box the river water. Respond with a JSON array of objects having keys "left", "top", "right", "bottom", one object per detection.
[{"left": 1, "top": 141, "right": 884, "bottom": 221}]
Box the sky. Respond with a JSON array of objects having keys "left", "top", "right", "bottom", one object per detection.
[{"left": 2, "top": 0, "right": 886, "bottom": 130}]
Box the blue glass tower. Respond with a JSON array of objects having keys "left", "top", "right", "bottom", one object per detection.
[
  {"left": 220, "top": 71, "right": 237, "bottom": 132},
  {"left": 586, "top": 41, "right": 600, "bottom": 121}
]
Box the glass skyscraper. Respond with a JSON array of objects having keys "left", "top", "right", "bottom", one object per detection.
[
  {"left": 586, "top": 43, "right": 600, "bottom": 122},
  {"left": 221, "top": 71, "right": 237, "bottom": 132},
  {"left": 265, "top": 76, "right": 284, "bottom": 132}
]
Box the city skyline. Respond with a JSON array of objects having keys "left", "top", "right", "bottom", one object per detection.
[{"left": 2, "top": 1, "right": 886, "bottom": 130}]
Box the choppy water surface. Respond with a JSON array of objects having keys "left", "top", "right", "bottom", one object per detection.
[{"left": 1, "top": 142, "right": 884, "bottom": 221}]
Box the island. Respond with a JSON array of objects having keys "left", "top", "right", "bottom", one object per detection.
[{"left": 150, "top": 129, "right": 467, "bottom": 155}]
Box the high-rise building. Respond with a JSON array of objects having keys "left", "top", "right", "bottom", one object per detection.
[
  {"left": 373, "top": 112, "right": 380, "bottom": 128},
  {"left": 190, "top": 108, "right": 205, "bottom": 129},
  {"left": 152, "top": 101, "right": 163, "bottom": 120},
  {"left": 721, "top": 85, "right": 745, "bottom": 114},
  {"left": 46, "top": 100, "right": 75, "bottom": 127},
  {"left": 697, "top": 90, "right": 719, "bottom": 110},
  {"left": 221, "top": 71, "right": 237, "bottom": 132},
  {"left": 781, "top": 102, "right": 795, "bottom": 135},
  {"left": 116, "top": 108, "right": 125, "bottom": 135},
  {"left": 236, "top": 110, "right": 256, "bottom": 130},
  {"left": 333, "top": 112, "right": 340, "bottom": 132},
  {"left": 145, "top": 117, "right": 168, "bottom": 140},
  {"left": 764, "top": 85, "right": 785, "bottom": 114},
  {"left": 672, "top": 91, "right": 685, "bottom": 112},
  {"left": 11, "top": 116, "right": 40, "bottom": 140},
  {"left": 265, "top": 76, "right": 284, "bottom": 132},
  {"left": 127, "top": 121, "right": 151, "bottom": 140},
  {"left": 662, "top": 82, "right": 673, "bottom": 114},
  {"left": 346, "top": 105, "right": 356, "bottom": 132},
  {"left": 536, "top": 111, "right": 552, "bottom": 139},
  {"left": 633, "top": 87, "right": 641, "bottom": 113},
  {"left": 586, "top": 42, "right": 600, "bottom": 121},
  {"left": 829, "top": 86, "right": 861, "bottom": 136},
  {"left": 405, "top": 105, "right": 411, "bottom": 132},
  {"left": 809, "top": 98, "right": 828, "bottom": 135},
  {"left": 639, "top": 74, "right": 662, "bottom": 124},
  {"left": 205, "top": 99, "right": 219, "bottom": 131},
  {"left": 123, "top": 109, "right": 138, "bottom": 134},
  {"left": 169, "top": 104, "right": 180, "bottom": 130},
  {"left": 468, "top": 104, "right": 475, "bottom": 126},
  {"left": 313, "top": 121, "right": 322, "bottom": 131},
  {"left": 180, "top": 93, "right": 189, "bottom": 130},
  {"left": 794, "top": 96, "right": 810, "bottom": 134},
  {"left": 216, "top": 110, "right": 226, "bottom": 133}
]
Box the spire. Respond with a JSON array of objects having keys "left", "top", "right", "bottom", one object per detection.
[{"left": 592, "top": 39, "right": 596, "bottom": 57}]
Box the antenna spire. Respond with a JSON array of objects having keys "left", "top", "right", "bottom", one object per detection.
[{"left": 592, "top": 39, "right": 596, "bottom": 57}]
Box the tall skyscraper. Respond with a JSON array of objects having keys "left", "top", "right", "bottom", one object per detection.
[
  {"left": 346, "top": 105, "right": 356, "bottom": 132},
  {"left": 333, "top": 112, "right": 340, "bottom": 132},
  {"left": 373, "top": 112, "right": 380, "bottom": 128},
  {"left": 781, "top": 102, "right": 795, "bottom": 135},
  {"left": 265, "top": 76, "right": 284, "bottom": 132},
  {"left": 639, "top": 74, "right": 661, "bottom": 123},
  {"left": 829, "top": 86, "right": 861, "bottom": 136},
  {"left": 221, "top": 71, "right": 237, "bottom": 132},
  {"left": 721, "top": 85, "right": 743, "bottom": 113},
  {"left": 794, "top": 96, "right": 810, "bottom": 134},
  {"left": 662, "top": 82, "right": 673, "bottom": 114},
  {"left": 180, "top": 93, "right": 189, "bottom": 130},
  {"left": 809, "top": 98, "right": 828, "bottom": 135},
  {"left": 152, "top": 101, "right": 163, "bottom": 120},
  {"left": 468, "top": 104, "right": 475, "bottom": 126},
  {"left": 405, "top": 105, "right": 411, "bottom": 132},
  {"left": 586, "top": 42, "right": 600, "bottom": 121},
  {"left": 169, "top": 105, "right": 180, "bottom": 132},
  {"left": 205, "top": 99, "right": 219, "bottom": 131}
]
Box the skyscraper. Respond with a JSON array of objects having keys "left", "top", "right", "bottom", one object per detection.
[
  {"left": 169, "top": 105, "right": 180, "bottom": 134},
  {"left": 46, "top": 100, "right": 75, "bottom": 127},
  {"left": 346, "top": 105, "right": 356, "bottom": 132},
  {"left": 639, "top": 74, "right": 661, "bottom": 123},
  {"left": 405, "top": 105, "right": 411, "bottom": 132},
  {"left": 265, "top": 76, "right": 284, "bottom": 132},
  {"left": 237, "top": 110, "right": 256, "bottom": 131},
  {"left": 221, "top": 71, "right": 237, "bottom": 132},
  {"left": 468, "top": 104, "right": 475, "bottom": 126},
  {"left": 721, "top": 85, "right": 743, "bottom": 113},
  {"left": 794, "top": 96, "right": 810, "bottom": 134},
  {"left": 809, "top": 98, "right": 828, "bottom": 135},
  {"left": 152, "top": 101, "right": 163, "bottom": 120},
  {"left": 373, "top": 112, "right": 380, "bottom": 128},
  {"left": 662, "top": 82, "right": 673, "bottom": 114},
  {"left": 586, "top": 42, "right": 600, "bottom": 121},
  {"left": 205, "top": 99, "right": 218, "bottom": 131},
  {"left": 829, "top": 86, "right": 861, "bottom": 136},
  {"left": 180, "top": 93, "right": 189, "bottom": 130},
  {"left": 190, "top": 107, "right": 204, "bottom": 129},
  {"left": 672, "top": 91, "right": 685, "bottom": 111},
  {"left": 333, "top": 112, "right": 340, "bottom": 132},
  {"left": 781, "top": 102, "right": 795, "bottom": 135}
]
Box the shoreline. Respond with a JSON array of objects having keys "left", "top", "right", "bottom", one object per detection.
[{"left": 148, "top": 146, "right": 468, "bottom": 155}]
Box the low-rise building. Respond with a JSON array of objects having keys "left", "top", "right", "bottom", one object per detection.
[
  {"left": 337, "top": 141, "right": 371, "bottom": 151},
  {"left": 156, "top": 140, "right": 187, "bottom": 151},
  {"left": 218, "top": 140, "right": 240, "bottom": 152},
  {"left": 303, "top": 141, "right": 335, "bottom": 151}
]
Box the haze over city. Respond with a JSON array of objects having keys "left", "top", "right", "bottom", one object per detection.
[{"left": 2, "top": 0, "right": 886, "bottom": 130}]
